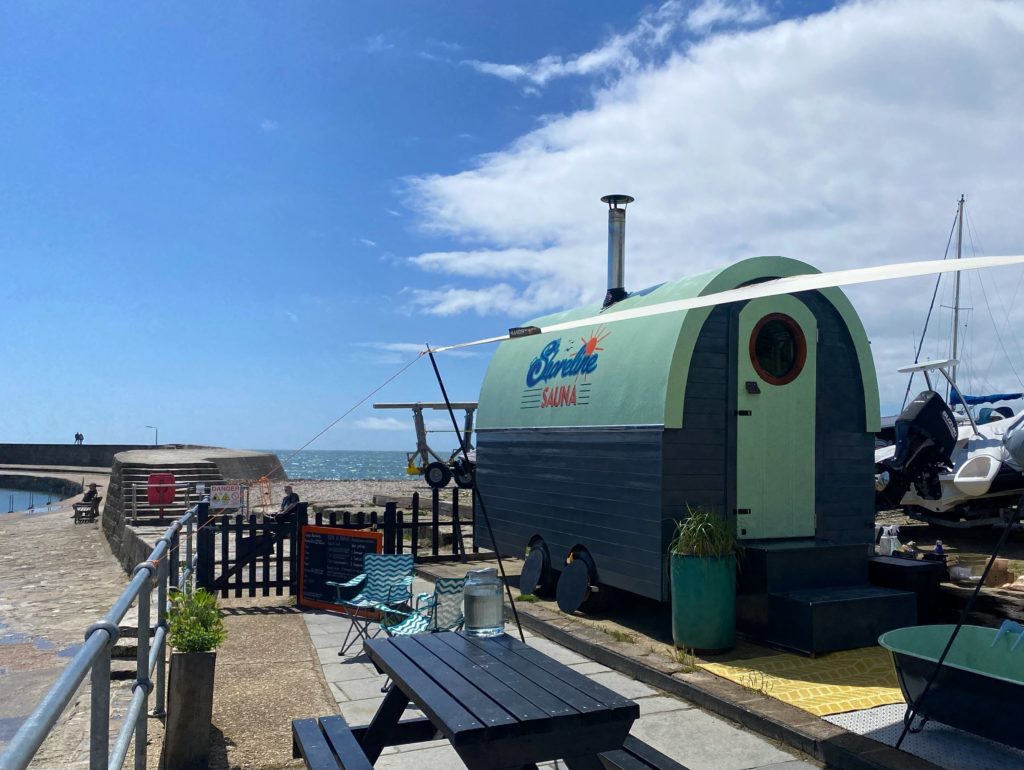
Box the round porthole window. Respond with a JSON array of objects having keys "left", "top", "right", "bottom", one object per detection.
[{"left": 749, "top": 313, "right": 807, "bottom": 385}]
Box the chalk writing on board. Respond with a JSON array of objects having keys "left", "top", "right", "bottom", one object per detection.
[{"left": 298, "top": 526, "right": 383, "bottom": 611}]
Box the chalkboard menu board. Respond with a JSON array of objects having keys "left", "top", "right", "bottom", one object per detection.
[{"left": 298, "top": 525, "right": 383, "bottom": 612}]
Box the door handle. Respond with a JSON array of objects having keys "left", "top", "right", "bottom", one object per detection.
[
  {"left": 735, "top": 410, "right": 752, "bottom": 416},
  {"left": 735, "top": 508, "right": 752, "bottom": 516}
]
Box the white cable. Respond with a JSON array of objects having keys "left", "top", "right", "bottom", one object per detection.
[{"left": 431, "top": 255, "right": 1024, "bottom": 353}]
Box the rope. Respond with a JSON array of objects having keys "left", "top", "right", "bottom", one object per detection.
[
  {"left": 425, "top": 346, "right": 526, "bottom": 643},
  {"left": 149, "top": 353, "right": 427, "bottom": 568}
]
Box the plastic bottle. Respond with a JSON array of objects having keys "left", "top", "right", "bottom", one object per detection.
[{"left": 463, "top": 568, "right": 504, "bottom": 637}]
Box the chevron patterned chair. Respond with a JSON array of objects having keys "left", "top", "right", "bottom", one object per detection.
[
  {"left": 381, "top": 576, "right": 465, "bottom": 637},
  {"left": 328, "top": 553, "right": 414, "bottom": 655}
]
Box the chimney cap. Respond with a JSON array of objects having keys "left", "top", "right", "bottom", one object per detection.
[{"left": 601, "top": 194, "right": 634, "bottom": 209}]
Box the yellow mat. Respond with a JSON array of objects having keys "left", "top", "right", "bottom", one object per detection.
[{"left": 700, "top": 646, "right": 905, "bottom": 716}]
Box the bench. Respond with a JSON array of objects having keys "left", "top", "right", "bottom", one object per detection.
[
  {"left": 72, "top": 498, "right": 101, "bottom": 524},
  {"left": 599, "top": 735, "right": 690, "bottom": 770},
  {"left": 292, "top": 717, "right": 690, "bottom": 770}
]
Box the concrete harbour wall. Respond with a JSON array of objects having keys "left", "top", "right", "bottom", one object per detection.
[{"left": 0, "top": 443, "right": 151, "bottom": 468}]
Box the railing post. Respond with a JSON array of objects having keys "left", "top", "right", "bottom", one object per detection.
[
  {"left": 86, "top": 622, "right": 118, "bottom": 770},
  {"left": 196, "top": 502, "right": 213, "bottom": 592},
  {"left": 185, "top": 518, "right": 194, "bottom": 589},
  {"left": 133, "top": 563, "right": 155, "bottom": 770},
  {"left": 169, "top": 529, "right": 180, "bottom": 595},
  {"left": 383, "top": 503, "right": 397, "bottom": 555},
  {"left": 152, "top": 555, "right": 168, "bottom": 717}
]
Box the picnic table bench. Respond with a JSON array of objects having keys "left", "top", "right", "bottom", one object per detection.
[{"left": 293, "top": 632, "right": 689, "bottom": 770}]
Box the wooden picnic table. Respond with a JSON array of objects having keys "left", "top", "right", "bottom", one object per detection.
[{"left": 295, "top": 631, "right": 643, "bottom": 770}]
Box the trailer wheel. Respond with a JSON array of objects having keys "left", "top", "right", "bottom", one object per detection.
[
  {"left": 520, "top": 538, "right": 553, "bottom": 597},
  {"left": 453, "top": 461, "right": 475, "bottom": 489},
  {"left": 556, "top": 546, "right": 598, "bottom": 614},
  {"left": 424, "top": 462, "right": 452, "bottom": 489}
]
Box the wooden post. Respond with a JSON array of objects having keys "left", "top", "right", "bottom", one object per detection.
[
  {"left": 411, "top": 493, "right": 420, "bottom": 560},
  {"left": 431, "top": 489, "right": 440, "bottom": 557},
  {"left": 452, "top": 489, "right": 465, "bottom": 561},
  {"left": 196, "top": 502, "right": 213, "bottom": 592},
  {"left": 290, "top": 503, "right": 308, "bottom": 596},
  {"left": 383, "top": 502, "right": 397, "bottom": 554}
]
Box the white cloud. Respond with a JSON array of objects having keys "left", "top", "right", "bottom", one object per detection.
[
  {"left": 686, "top": 0, "right": 769, "bottom": 32},
  {"left": 350, "top": 416, "right": 409, "bottom": 431},
  {"left": 351, "top": 342, "right": 479, "bottom": 364},
  {"left": 403, "top": 0, "right": 1024, "bottom": 413},
  {"left": 365, "top": 34, "right": 395, "bottom": 54},
  {"left": 260, "top": 119, "right": 279, "bottom": 132},
  {"left": 359, "top": 238, "right": 378, "bottom": 247},
  {"left": 462, "top": 0, "right": 770, "bottom": 89}
]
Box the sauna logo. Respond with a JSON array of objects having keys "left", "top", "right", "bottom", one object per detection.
[{"left": 521, "top": 329, "right": 608, "bottom": 409}]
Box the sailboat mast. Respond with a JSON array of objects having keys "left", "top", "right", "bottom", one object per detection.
[{"left": 949, "top": 194, "right": 965, "bottom": 395}]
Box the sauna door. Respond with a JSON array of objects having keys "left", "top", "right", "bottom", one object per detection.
[{"left": 734, "top": 296, "right": 816, "bottom": 539}]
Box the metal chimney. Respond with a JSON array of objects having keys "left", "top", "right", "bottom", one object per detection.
[{"left": 601, "top": 194, "right": 634, "bottom": 307}]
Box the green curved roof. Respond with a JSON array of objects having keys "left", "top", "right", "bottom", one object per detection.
[{"left": 477, "top": 256, "right": 880, "bottom": 431}]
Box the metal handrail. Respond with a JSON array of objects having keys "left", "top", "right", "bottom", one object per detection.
[{"left": 0, "top": 502, "right": 206, "bottom": 770}]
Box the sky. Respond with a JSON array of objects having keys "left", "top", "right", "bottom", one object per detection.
[{"left": 2, "top": 0, "right": 1024, "bottom": 451}]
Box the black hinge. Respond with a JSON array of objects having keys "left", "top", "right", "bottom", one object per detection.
[
  {"left": 734, "top": 409, "right": 752, "bottom": 416},
  {"left": 734, "top": 508, "right": 752, "bottom": 516}
]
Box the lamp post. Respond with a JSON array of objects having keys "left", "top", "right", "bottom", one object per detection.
[{"left": 146, "top": 425, "right": 158, "bottom": 446}]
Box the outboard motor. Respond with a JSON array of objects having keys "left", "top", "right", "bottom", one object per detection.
[{"left": 878, "top": 390, "right": 958, "bottom": 505}]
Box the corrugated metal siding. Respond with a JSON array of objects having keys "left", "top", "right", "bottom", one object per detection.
[{"left": 474, "top": 427, "right": 665, "bottom": 600}]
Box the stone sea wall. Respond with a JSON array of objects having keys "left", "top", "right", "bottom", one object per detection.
[{"left": 0, "top": 443, "right": 151, "bottom": 468}]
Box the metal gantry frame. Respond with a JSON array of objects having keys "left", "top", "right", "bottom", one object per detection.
[
  {"left": 373, "top": 402, "right": 477, "bottom": 472},
  {"left": 0, "top": 501, "right": 207, "bottom": 770}
]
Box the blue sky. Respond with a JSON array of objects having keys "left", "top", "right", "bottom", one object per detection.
[{"left": 3, "top": 0, "right": 1024, "bottom": 451}]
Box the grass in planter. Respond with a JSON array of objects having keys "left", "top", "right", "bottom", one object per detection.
[
  {"left": 669, "top": 506, "right": 737, "bottom": 558},
  {"left": 168, "top": 588, "right": 226, "bottom": 652}
]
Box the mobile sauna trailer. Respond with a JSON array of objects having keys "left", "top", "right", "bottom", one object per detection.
[{"left": 474, "top": 197, "right": 916, "bottom": 654}]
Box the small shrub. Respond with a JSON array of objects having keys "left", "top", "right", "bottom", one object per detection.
[
  {"left": 669, "top": 506, "right": 737, "bottom": 559},
  {"left": 601, "top": 627, "right": 637, "bottom": 644},
  {"left": 168, "top": 589, "right": 226, "bottom": 653},
  {"left": 672, "top": 646, "right": 698, "bottom": 672},
  {"left": 518, "top": 593, "right": 541, "bottom": 603}
]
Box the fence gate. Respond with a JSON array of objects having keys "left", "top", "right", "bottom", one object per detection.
[
  {"left": 195, "top": 490, "right": 487, "bottom": 599},
  {"left": 196, "top": 503, "right": 309, "bottom": 598}
]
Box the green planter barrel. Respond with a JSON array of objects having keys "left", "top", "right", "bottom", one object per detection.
[{"left": 670, "top": 553, "right": 736, "bottom": 652}]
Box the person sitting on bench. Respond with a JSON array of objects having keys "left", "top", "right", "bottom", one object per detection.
[
  {"left": 268, "top": 485, "right": 300, "bottom": 522},
  {"left": 72, "top": 483, "right": 103, "bottom": 522}
]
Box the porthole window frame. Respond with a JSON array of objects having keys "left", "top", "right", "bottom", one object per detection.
[{"left": 748, "top": 312, "right": 807, "bottom": 386}]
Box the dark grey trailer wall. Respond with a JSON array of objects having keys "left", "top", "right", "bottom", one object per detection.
[
  {"left": 661, "top": 305, "right": 733, "bottom": 590},
  {"left": 474, "top": 427, "right": 665, "bottom": 600},
  {"left": 800, "top": 291, "right": 875, "bottom": 545}
]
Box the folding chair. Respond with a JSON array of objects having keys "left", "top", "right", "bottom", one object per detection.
[
  {"left": 328, "top": 553, "right": 414, "bottom": 655},
  {"left": 381, "top": 576, "right": 465, "bottom": 637}
]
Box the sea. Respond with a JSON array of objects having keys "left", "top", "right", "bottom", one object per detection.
[
  {"left": 267, "top": 450, "right": 411, "bottom": 480},
  {"left": 1, "top": 488, "right": 63, "bottom": 514}
]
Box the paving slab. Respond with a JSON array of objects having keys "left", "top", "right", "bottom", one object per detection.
[{"left": 628, "top": 708, "right": 810, "bottom": 770}]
